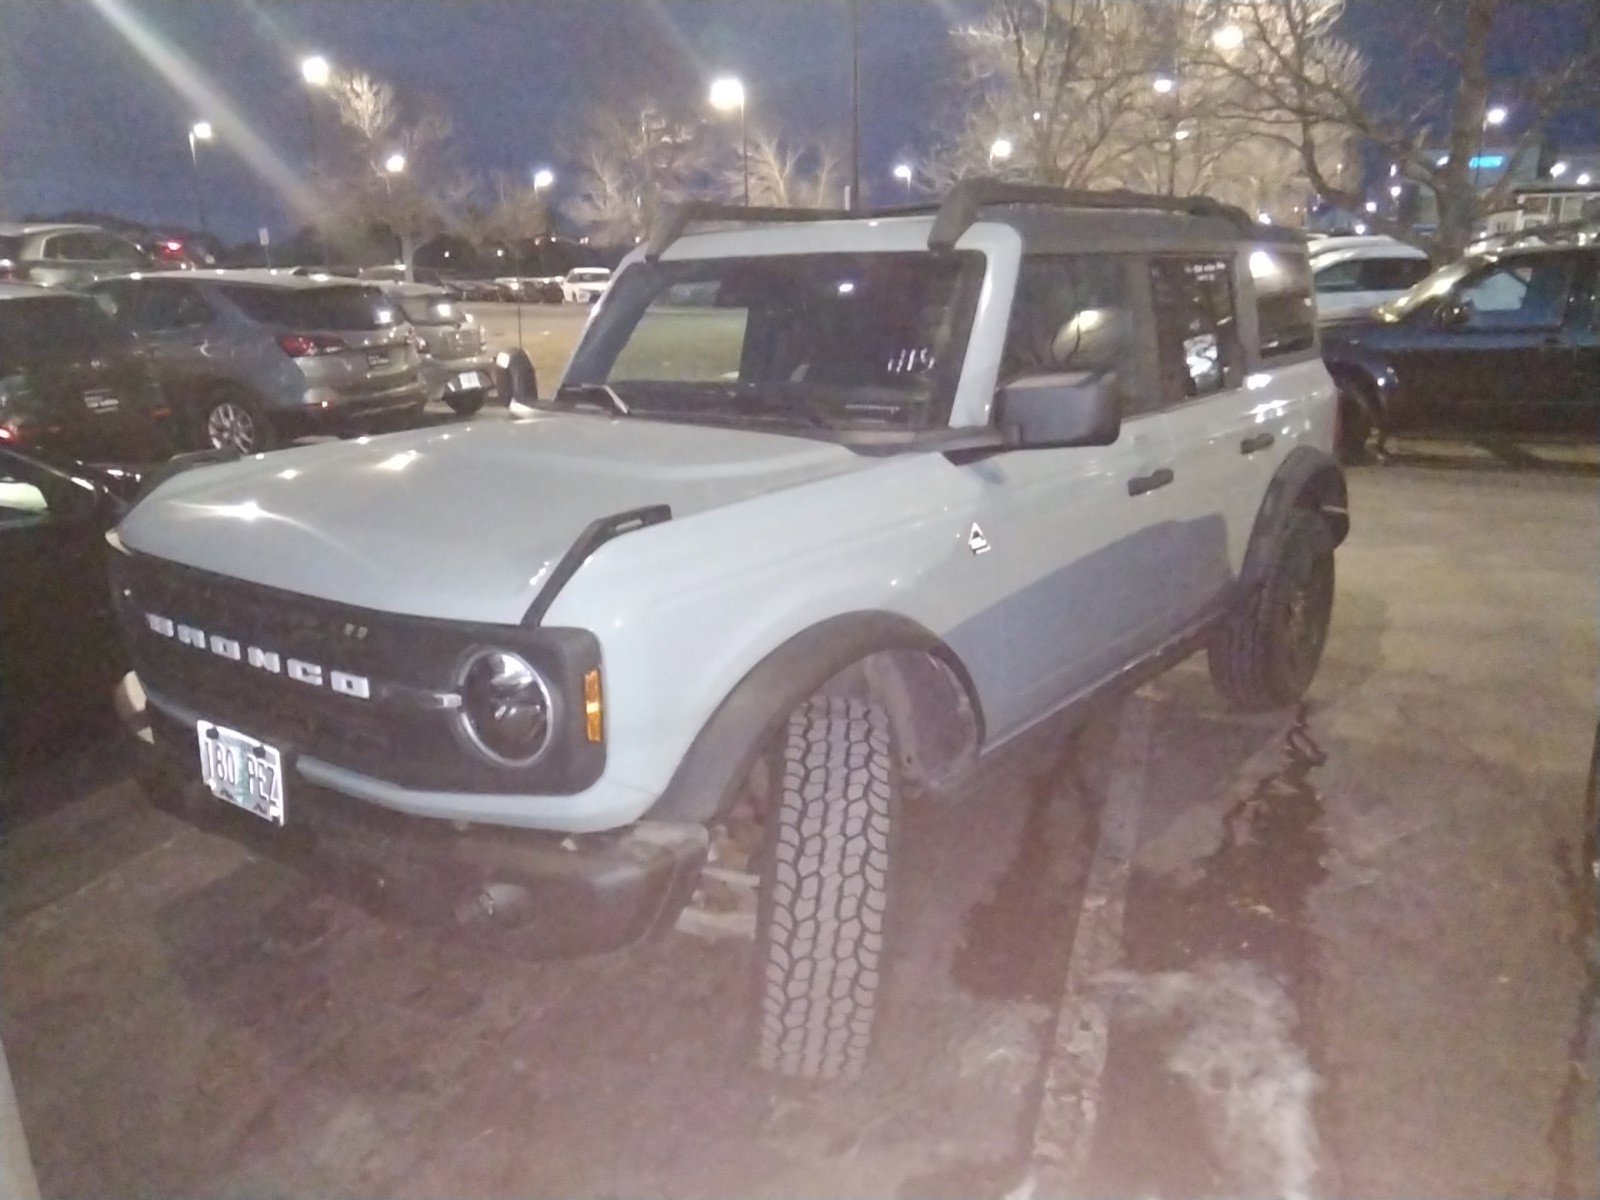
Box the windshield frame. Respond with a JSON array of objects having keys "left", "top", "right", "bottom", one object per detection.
[
  {"left": 1376, "top": 257, "right": 1477, "bottom": 322},
  {"left": 557, "top": 248, "right": 987, "bottom": 440}
]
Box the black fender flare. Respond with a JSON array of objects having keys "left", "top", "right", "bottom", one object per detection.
[
  {"left": 1323, "top": 352, "right": 1394, "bottom": 422},
  {"left": 643, "top": 611, "right": 982, "bottom": 825},
  {"left": 1238, "top": 446, "right": 1348, "bottom": 591}
]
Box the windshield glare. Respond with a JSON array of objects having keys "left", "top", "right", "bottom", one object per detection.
[{"left": 562, "top": 251, "right": 982, "bottom": 433}]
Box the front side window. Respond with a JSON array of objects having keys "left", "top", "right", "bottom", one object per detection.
[
  {"left": 1001, "top": 254, "right": 1135, "bottom": 409},
  {"left": 564, "top": 251, "right": 983, "bottom": 433},
  {"left": 136, "top": 284, "right": 211, "bottom": 331},
  {"left": 1457, "top": 257, "right": 1574, "bottom": 329},
  {"left": 1150, "top": 256, "right": 1240, "bottom": 402},
  {"left": 1251, "top": 247, "right": 1316, "bottom": 358},
  {"left": 1313, "top": 259, "right": 1363, "bottom": 294}
]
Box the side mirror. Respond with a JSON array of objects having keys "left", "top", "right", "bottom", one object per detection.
[
  {"left": 1436, "top": 299, "right": 1470, "bottom": 328},
  {"left": 0, "top": 480, "right": 50, "bottom": 529},
  {"left": 995, "top": 373, "right": 1121, "bottom": 450}
]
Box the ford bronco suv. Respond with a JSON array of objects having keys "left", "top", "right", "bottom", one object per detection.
[{"left": 111, "top": 181, "right": 1347, "bottom": 1080}]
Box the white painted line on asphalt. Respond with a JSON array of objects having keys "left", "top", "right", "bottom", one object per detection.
[{"left": 1014, "top": 696, "right": 1154, "bottom": 1198}]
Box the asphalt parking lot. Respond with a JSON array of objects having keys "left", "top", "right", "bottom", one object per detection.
[{"left": 2, "top": 438, "right": 1595, "bottom": 1199}]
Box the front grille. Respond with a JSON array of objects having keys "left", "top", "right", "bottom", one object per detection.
[{"left": 111, "top": 552, "right": 607, "bottom": 795}]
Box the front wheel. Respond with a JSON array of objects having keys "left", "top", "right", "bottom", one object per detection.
[
  {"left": 756, "top": 694, "right": 897, "bottom": 1080},
  {"left": 1208, "top": 510, "right": 1336, "bottom": 711}
]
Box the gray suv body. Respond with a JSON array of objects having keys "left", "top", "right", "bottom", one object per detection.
[
  {"left": 0, "top": 223, "right": 147, "bottom": 290},
  {"left": 91, "top": 270, "right": 427, "bottom": 453},
  {"left": 112, "top": 182, "right": 1347, "bottom": 1080},
  {"left": 378, "top": 283, "right": 498, "bottom": 415}
]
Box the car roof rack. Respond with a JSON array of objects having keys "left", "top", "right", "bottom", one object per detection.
[
  {"left": 643, "top": 178, "right": 1299, "bottom": 261},
  {"left": 644, "top": 201, "right": 848, "bottom": 262},
  {"left": 926, "top": 177, "right": 1273, "bottom": 250}
]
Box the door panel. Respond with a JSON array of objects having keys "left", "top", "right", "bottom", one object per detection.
[{"left": 947, "top": 414, "right": 1179, "bottom": 738}]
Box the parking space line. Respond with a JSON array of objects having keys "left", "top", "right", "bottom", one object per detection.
[{"left": 1017, "top": 696, "right": 1154, "bottom": 1198}]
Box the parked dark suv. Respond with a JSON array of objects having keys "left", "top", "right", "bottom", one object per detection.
[
  {"left": 0, "top": 283, "right": 173, "bottom": 465},
  {"left": 1323, "top": 243, "right": 1600, "bottom": 456}
]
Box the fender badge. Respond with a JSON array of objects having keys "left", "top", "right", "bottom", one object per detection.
[{"left": 968, "top": 523, "right": 991, "bottom": 555}]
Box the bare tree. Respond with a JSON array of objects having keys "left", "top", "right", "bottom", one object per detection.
[
  {"left": 743, "top": 130, "right": 847, "bottom": 208},
  {"left": 320, "top": 69, "right": 458, "bottom": 277},
  {"left": 922, "top": 0, "right": 1328, "bottom": 219},
  {"left": 564, "top": 101, "right": 728, "bottom": 245},
  {"left": 1193, "top": 0, "right": 1600, "bottom": 259}
]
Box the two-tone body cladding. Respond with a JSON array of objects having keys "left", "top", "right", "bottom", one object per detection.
[{"left": 113, "top": 181, "right": 1346, "bottom": 1079}]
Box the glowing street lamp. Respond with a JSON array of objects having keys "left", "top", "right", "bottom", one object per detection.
[
  {"left": 1212, "top": 24, "right": 1245, "bottom": 51},
  {"left": 1484, "top": 105, "right": 1509, "bottom": 128},
  {"left": 532, "top": 167, "right": 555, "bottom": 191},
  {"left": 1152, "top": 74, "right": 1176, "bottom": 95},
  {"left": 186, "top": 120, "right": 214, "bottom": 236},
  {"left": 988, "top": 136, "right": 1014, "bottom": 167},
  {"left": 892, "top": 162, "right": 913, "bottom": 196},
  {"left": 300, "top": 55, "right": 331, "bottom": 87},
  {"left": 1476, "top": 104, "right": 1509, "bottom": 189},
  {"left": 1550, "top": 161, "right": 1569, "bottom": 179},
  {"left": 709, "top": 76, "right": 749, "bottom": 206},
  {"left": 384, "top": 151, "right": 406, "bottom": 175}
]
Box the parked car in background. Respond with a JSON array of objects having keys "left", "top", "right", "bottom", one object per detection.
[
  {"left": 358, "top": 265, "right": 448, "bottom": 287},
  {"left": 1322, "top": 243, "right": 1599, "bottom": 457},
  {"left": 494, "top": 275, "right": 564, "bottom": 303},
  {"left": 562, "top": 267, "right": 611, "bottom": 304},
  {"left": 380, "top": 283, "right": 497, "bottom": 415},
  {"left": 1310, "top": 235, "right": 1433, "bottom": 324},
  {"left": 445, "top": 277, "right": 502, "bottom": 303},
  {"left": 90, "top": 270, "right": 427, "bottom": 454},
  {"left": 0, "top": 223, "right": 148, "bottom": 289},
  {"left": 0, "top": 283, "right": 174, "bottom": 465},
  {"left": 0, "top": 446, "right": 136, "bottom": 773}
]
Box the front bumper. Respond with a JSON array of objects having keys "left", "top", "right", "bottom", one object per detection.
[{"left": 119, "top": 673, "right": 707, "bottom": 956}]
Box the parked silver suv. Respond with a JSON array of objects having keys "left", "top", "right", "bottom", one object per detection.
[
  {"left": 379, "top": 283, "right": 497, "bottom": 415},
  {"left": 0, "top": 223, "right": 147, "bottom": 290},
  {"left": 91, "top": 270, "right": 426, "bottom": 453},
  {"left": 113, "top": 181, "right": 1346, "bottom": 1081}
]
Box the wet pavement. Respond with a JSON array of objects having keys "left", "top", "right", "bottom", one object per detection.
[{"left": 2, "top": 454, "right": 1597, "bottom": 1198}]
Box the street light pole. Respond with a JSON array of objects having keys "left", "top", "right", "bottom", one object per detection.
[
  {"left": 849, "top": 0, "right": 862, "bottom": 211},
  {"left": 740, "top": 93, "right": 749, "bottom": 207},
  {"left": 186, "top": 121, "right": 213, "bottom": 236}
]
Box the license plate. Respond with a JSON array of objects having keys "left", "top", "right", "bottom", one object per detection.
[
  {"left": 366, "top": 349, "right": 389, "bottom": 368},
  {"left": 457, "top": 371, "right": 482, "bottom": 389},
  {"left": 196, "top": 720, "right": 284, "bottom": 825},
  {"left": 83, "top": 390, "right": 121, "bottom": 414}
]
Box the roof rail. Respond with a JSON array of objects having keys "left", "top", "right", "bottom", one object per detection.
[
  {"left": 927, "top": 177, "right": 1265, "bottom": 251},
  {"left": 644, "top": 200, "right": 848, "bottom": 262}
]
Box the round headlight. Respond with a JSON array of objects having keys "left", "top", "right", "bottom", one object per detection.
[{"left": 455, "top": 648, "right": 553, "bottom": 767}]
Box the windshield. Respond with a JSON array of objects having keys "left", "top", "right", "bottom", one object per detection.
[
  {"left": 219, "top": 283, "right": 395, "bottom": 331},
  {"left": 1376, "top": 258, "right": 1475, "bottom": 321},
  {"left": 561, "top": 251, "right": 983, "bottom": 434},
  {"left": 0, "top": 295, "right": 125, "bottom": 372}
]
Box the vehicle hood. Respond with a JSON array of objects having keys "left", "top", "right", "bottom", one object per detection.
[
  {"left": 116, "top": 412, "right": 872, "bottom": 624},
  {"left": 1319, "top": 314, "right": 1396, "bottom": 349}
]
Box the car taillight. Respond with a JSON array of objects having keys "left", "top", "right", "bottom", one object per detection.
[
  {"left": 0, "top": 260, "right": 19, "bottom": 283},
  {"left": 277, "top": 332, "right": 347, "bottom": 357}
]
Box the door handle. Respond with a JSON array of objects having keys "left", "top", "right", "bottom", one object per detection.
[
  {"left": 1240, "top": 431, "right": 1275, "bottom": 455},
  {"left": 1127, "top": 467, "right": 1174, "bottom": 496}
]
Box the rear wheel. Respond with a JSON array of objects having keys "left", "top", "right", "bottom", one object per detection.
[
  {"left": 199, "top": 389, "right": 273, "bottom": 454},
  {"left": 755, "top": 694, "right": 897, "bottom": 1080},
  {"left": 445, "top": 389, "right": 487, "bottom": 417},
  {"left": 1208, "top": 510, "right": 1336, "bottom": 711}
]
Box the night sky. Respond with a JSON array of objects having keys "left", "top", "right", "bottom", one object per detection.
[{"left": 0, "top": 0, "right": 1592, "bottom": 241}]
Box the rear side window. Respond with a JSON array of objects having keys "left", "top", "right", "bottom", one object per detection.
[
  {"left": 1149, "top": 256, "right": 1240, "bottom": 402},
  {"left": 1358, "top": 257, "right": 1431, "bottom": 291},
  {"left": 0, "top": 236, "right": 21, "bottom": 263},
  {"left": 219, "top": 284, "right": 394, "bottom": 331},
  {"left": 0, "top": 296, "right": 124, "bottom": 371},
  {"left": 1457, "top": 257, "right": 1574, "bottom": 330},
  {"left": 136, "top": 283, "right": 213, "bottom": 331},
  {"left": 42, "top": 231, "right": 141, "bottom": 263},
  {"left": 1250, "top": 247, "right": 1316, "bottom": 359}
]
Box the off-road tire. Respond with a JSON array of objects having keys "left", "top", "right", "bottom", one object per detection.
[
  {"left": 1208, "top": 509, "right": 1336, "bottom": 711},
  {"left": 756, "top": 695, "right": 896, "bottom": 1080},
  {"left": 445, "top": 389, "right": 487, "bottom": 417}
]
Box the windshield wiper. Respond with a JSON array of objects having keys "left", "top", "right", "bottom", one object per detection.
[{"left": 554, "top": 382, "right": 630, "bottom": 416}]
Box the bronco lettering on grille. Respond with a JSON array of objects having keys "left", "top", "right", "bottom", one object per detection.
[{"left": 145, "top": 611, "right": 372, "bottom": 700}]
